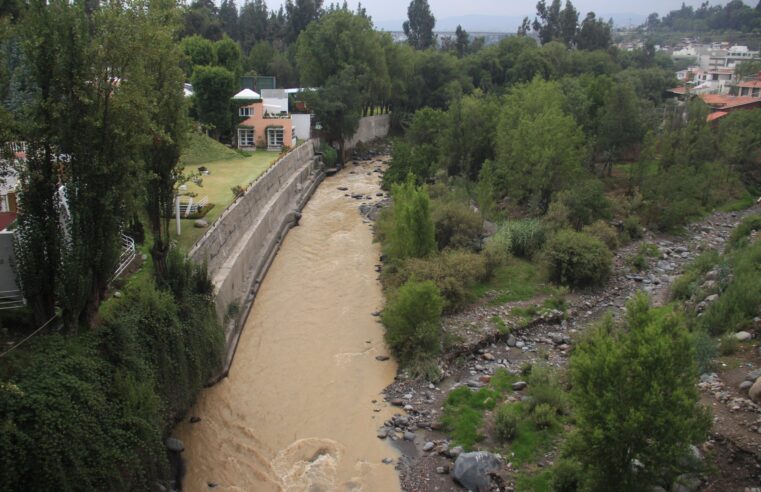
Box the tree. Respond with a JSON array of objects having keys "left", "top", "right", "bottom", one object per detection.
[
  {"left": 285, "top": 0, "right": 323, "bottom": 43},
  {"left": 403, "top": 0, "right": 435, "bottom": 50},
  {"left": 214, "top": 35, "right": 242, "bottom": 74},
  {"left": 180, "top": 35, "right": 215, "bottom": 76},
  {"left": 533, "top": 0, "right": 562, "bottom": 44},
  {"left": 735, "top": 59, "right": 761, "bottom": 80},
  {"left": 302, "top": 67, "right": 361, "bottom": 162},
  {"left": 296, "top": 10, "right": 390, "bottom": 114},
  {"left": 576, "top": 12, "right": 611, "bottom": 51},
  {"left": 382, "top": 279, "right": 443, "bottom": 365},
  {"left": 181, "top": 0, "right": 223, "bottom": 40},
  {"left": 386, "top": 175, "right": 436, "bottom": 259},
  {"left": 569, "top": 294, "right": 711, "bottom": 490},
  {"left": 239, "top": 0, "right": 269, "bottom": 53},
  {"left": 559, "top": 0, "right": 579, "bottom": 46},
  {"left": 247, "top": 40, "right": 274, "bottom": 74},
  {"left": 141, "top": 1, "right": 189, "bottom": 283},
  {"left": 597, "top": 81, "right": 643, "bottom": 174},
  {"left": 218, "top": 0, "right": 239, "bottom": 40},
  {"left": 191, "top": 65, "right": 235, "bottom": 139},
  {"left": 494, "top": 78, "right": 586, "bottom": 211},
  {"left": 454, "top": 24, "right": 469, "bottom": 57}
]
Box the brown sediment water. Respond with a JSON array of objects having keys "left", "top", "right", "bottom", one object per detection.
[{"left": 174, "top": 159, "right": 401, "bottom": 492}]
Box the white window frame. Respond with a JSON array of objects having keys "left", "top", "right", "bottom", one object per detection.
[
  {"left": 267, "top": 127, "right": 284, "bottom": 149},
  {"left": 239, "top": 106, "right": 253, "bottom": 117},
  {"left": 238, "top": 127, "right": 255, "bottom": 147}
]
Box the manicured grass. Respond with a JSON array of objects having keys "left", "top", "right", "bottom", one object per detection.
[
  {"left": 471, "top": 257, "right": 549, "bottom": 305},
  {"left": 170, "top": 151, "right": 278, "bottom": 251},
  {"left": 179, "top": 132, "right": 245, "bottom": 166}
]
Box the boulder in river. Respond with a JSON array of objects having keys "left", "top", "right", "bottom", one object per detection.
[
  {"left": 453, "top": 451, "right": 502, "bottom": 491},
  {"left": 165, "top": 437, "right": 184, "bottom": 452}
]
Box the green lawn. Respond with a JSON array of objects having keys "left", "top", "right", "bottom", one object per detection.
[
  {"left": 171, "top": 151, "right": 278, "bottom": 251},
  {"left": 179, "top": 131, "right": 244, "bottom": 166}
]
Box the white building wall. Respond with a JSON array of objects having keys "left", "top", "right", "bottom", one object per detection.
[{"left": 291, "top": 113, "right": 311, "bottom": 140}]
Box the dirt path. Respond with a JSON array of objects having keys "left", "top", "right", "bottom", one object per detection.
[{"left": 381, "top": 204, "right": 761, "bottom": 491}]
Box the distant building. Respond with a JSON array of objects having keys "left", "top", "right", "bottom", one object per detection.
[
  {"left": 233, "top": 89, "right": 296, "bottom": 151},
  {"left": 733, "top": 72, "right": 761, "bottom": 98},
  {"left": 699, "top": 93, "right": 761, "bottom": 123}
]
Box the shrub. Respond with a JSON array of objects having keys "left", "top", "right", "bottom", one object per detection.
[
  {"left": 386, "top": 249, "right": 489, "bottom": 313},
  {"left": 545, "top": 230, "right": 612, "bottom": 288},
  {"left": 699, "top": 242, "right": 761, "bottom": 335},
  {"left": 494, "top": 404, "right": 519, "bottom": 442},
  {"left": 500, "top": 219, "right": 546, "bottom": 258},
  {"left": 569, "top": 294, "right": 711, "bottom": 490},
  {"left": 385, "top": 176, "right": 437, "bottom": 259},
  {"left": 531, "top": 403, "right": 557, "bottom": 429},
  {"left": 621, "top": 215, "right": 643, "bottom": 242},
  {"left": 670, "top": 251, "right": 720, "bottom": 301},
  {"left": 582, "top": 220, "right": 619, "bottom": 250},
  {"left": 692, "top": 328, "right": 716, "bottom": 375},
  {"left": 231, "top": 184, "right": 245, "bottom": 198},
  {"left": 718, "top": 334, "right": 739, "bottom": 356},
  {"left": 555, "top": 180, "right": 611, "bottom": 230},
  {"left": 728, "top": 214, "right": 761, "bottom": 250},
  {"left": 527, "top": 363, "right": 569, "bottom": 415},
  {"left": 320, "top": 142, "right": 338, "bottom": 168},
  {"left": 431, "top": 199, "right": 483, "bottom": 251},
  {"left": 483, "top": 227, "right": 512, "bottom": 273},
  {"left": 382, "top": 279, "right": 444, "bottom": 365},
  {"left": 551, "top": 459, "right": 583, "bottom": 492}
]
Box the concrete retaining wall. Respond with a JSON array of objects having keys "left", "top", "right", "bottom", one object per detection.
[{"left": 345, "top": 114, "right": 390, "bottom": 150}]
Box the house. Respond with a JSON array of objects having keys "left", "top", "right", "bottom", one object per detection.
[
  {"left": 233, "top": 89, "right": 296, "bottom": 151},
  {"left": 698, "top": 94, "right": 761, "bottom": 123},
  {"left": 733, "top": 72, "right": 761, "bottom": 98}
]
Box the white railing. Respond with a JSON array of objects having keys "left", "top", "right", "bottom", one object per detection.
[
  {"left": 0, "top": 289, "right": 25, "bottom": 310},
  {"left": 111, "top": 233, "right": 136, "bottom": 281}
]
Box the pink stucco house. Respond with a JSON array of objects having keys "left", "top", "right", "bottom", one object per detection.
[{"left": 233, "top": 89, "right": 295, "bottom": 151}]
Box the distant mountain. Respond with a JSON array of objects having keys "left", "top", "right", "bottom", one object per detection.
[{"left": 374, "top": 12, "right": 648, "bottom": 33}]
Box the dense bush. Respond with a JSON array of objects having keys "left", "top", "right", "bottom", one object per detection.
[
  {"left": 382, "top": 279, "right": 444, "bottom": 366},
  {"left": 670, "top": 251, "right": 720, "bottom": 301},
  {"left": 582, "top": 220, "right": 619, "bottom": 250},
  {"left": 383, "top": 177, "right": 437, "bottom": 259},
  {"left": 526, "top": 363, "right": 569, "bottom": 415},
  {"left": 494, "top": 404, "right": 519, "bottom": 442},
  {"left": 728, "top": 214, "right": 761, "bottom": 250},
  {"left": 551, "top": 459, "right": 583, "bottom": 492},
  {"left": 498, "top": 219, "right": 546, "bottom": 258},
  {"left": 0, "top": 256, "right": 224, "bottom": 490},
  {"left": 320, "top": 142, "right": 338, "bottom": 168},
  {"left": 545, "top": 230, "right": 612, "bottom": 288},
  {"left": 568, "top": 295, "right": 710, "bottom": 490},
  {"left": 384, "top": 249, "right": 489, "bottom": 313},
  {"left": 699, "top": 241, "right": 761, "bottom": 336},
  {"left": 555, "top": 180, "right": 611, "bottom": 230},
  {"left": 622, "top": 215, "right": 644, "bottom": 242},
  {"left": 431, "top": 199, "right": 483, "bottom": 251},
  {"left": 531, "top": 402, "right": 557, "bottom": 429}
]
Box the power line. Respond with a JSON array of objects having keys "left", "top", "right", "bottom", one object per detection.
[{"left": 0, "top": 316, "right": 58, "bottom": 359}]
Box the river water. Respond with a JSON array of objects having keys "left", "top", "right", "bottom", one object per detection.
[{"left": 174, "top": 159, "right": 401, "bottom": 491}]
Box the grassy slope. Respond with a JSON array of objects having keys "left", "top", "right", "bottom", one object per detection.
[{"left": 172, "top": 133, "right": 278, "bottom": 251}]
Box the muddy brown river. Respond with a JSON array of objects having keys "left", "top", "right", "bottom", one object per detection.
[{"left": 175, "top": 160, "right": 401, "bottom": 491}]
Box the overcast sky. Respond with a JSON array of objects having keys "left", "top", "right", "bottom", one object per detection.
[{"left": 265, "top": 0, "right": 755, "bottom": 24}]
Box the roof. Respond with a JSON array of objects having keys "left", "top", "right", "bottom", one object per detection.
[
  {"left": 699, "top": 94, "right": 761, "bottom": 109},
  {"left": 668, "top": 86, "right": 688, "bottom": 95},
  {"left": 737, "top": 80, "right": 761, "bottom": 89},
  {"left": 707, "top": 111, "right": 728, "bottom": 122},
  {"left": 232, "top": 88, "right": 261, "bottom": 100}
]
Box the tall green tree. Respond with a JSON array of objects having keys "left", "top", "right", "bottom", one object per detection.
[
  {"left": 218, "top": 0, "right": 239, "bottom": 40},
  {"left": 302, "top": 67, "right": 361, "bottom": 161},
  {"left": 141, "top": 0, "right": 189, "bottom": 283},
  {"left": 180, "top": 34, "right": 215, "bottom": 76},
  {"left": 403, "top": 0, "right": 435, "bottom": 50},
  {"left": 576, "top": 12, "right": 611, "bottom": 51},
  {"left": 493, "top": 78, "right": 586, "bottom": 211},
  {"left": 239, "top": 0, "right": 269, "bottom": 53},
  {"left": 214, "top": 35, "right": 243, "bottom": 75},
  {"left": 597, "top": 81, "right": 643, "bottom": 175},
  {"left": 191, "top": 65, "right": 235, "bottom": 139},
  {"left": 285, "top": 0, "right": 323, "bottom": 43},
  {"left": 387, "top": 175, "right": 436, "bottom": 259},
  {"left": 296, "top": 9, "right": 389, "bottom": 114},
  {"left": 569, "top": 294, "right": 711, "bottom": 490}
]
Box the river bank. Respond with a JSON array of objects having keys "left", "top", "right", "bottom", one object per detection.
[
  {"left": 378, "top": 204, "right": 761, "bottom": 491},
  {"left": 173, "top": 156, "right": 402, "bottom": 491}
]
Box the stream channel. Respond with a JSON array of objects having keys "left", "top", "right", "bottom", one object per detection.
[{"left": 175, "top": 158, "right": 402, "bottom": 491}]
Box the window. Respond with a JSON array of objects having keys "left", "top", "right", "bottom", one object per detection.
[
  {"left": 239, "top": 106, "right": 252, "bottom": 117},
  {"left": 267, "top": 127, "right": 284, "bottom": 148},
  {"left": 238, "top": 128, "right": 254, "bottom": 147}
]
